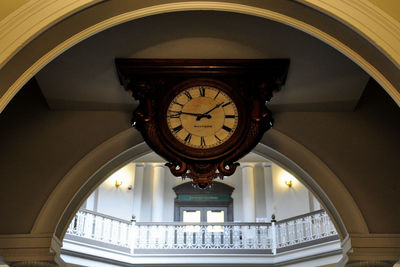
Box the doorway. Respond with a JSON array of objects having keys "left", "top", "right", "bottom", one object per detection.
[
  {"left": 173, "top": 182, "right": 234, "bottom": 222},
  {"left": 181, "top": 207, "right": 227, "bottom": 223}
]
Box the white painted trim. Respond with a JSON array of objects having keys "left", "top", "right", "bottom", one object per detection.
[{"left": 61, "top": 237, "right": 343, "bottom": 266}]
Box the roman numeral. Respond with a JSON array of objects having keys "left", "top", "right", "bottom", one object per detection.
[
  {"left": 184, "top": 91, "right": 192, "bottom": 100},
  {"left": 222, "top": 101, "right": 232, "bottom": 107},
  {"left": 184, "top": 133, "right": 192, "bottom": 143},
  {"left": 199, "top": 87, "right": 205, "bottom": 97},
  {"left": 214, "top": 135, "right": 222, "bottom": 143},
  {"left": 200, "top": 136, "right": 206, "bottom": 147},
  {"left": 225, "top": 115, "right": 236, "bottom": 119},
  {"left": 214, "top": 91, "right": 220, "bottom": 100},
  {"left": 222, "top": 125, "right": 232, "bottom": 132},
  {"left": 168, "top": 110, "right": 181, "bottom": 118},
  {"left": 173, "top": 125, "right": 183, "bottom": 133},
  {"left": 172, "top": 100, "right": 183, "bottom": 107}
]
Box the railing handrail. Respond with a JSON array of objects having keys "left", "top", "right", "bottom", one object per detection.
[
  {"left": 67, "top": 209, "right": 338, "bottom": 254},
  {"left": 78, "top": 208, "right": 132, "bottom": 224},
  {"left": 78, "top": 208, "right": 327, "bottom": 226},
  {"left": 276, "top": 209, "right": 325, "bottom": 224},
  {"left": 134, "top": 222, "right": 271, "bottom": 226}
]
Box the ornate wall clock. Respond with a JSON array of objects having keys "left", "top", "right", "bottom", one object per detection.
[{"left": 116, "top": 59, "right": 289, "bottom": 188}]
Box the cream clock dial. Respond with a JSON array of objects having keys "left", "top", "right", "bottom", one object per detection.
[{"left": 167, "top": 86, "right": 238, "bottom": 149}]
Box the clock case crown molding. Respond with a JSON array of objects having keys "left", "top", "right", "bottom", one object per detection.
[{"left": 115, "top": 58, "right": 289, "bottom": 188}]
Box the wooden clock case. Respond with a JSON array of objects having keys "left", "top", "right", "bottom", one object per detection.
[{"left": 115, "top": 58, "right": 289, "bottom": 188}]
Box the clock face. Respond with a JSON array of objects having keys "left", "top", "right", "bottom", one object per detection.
[{"left": 166, "top": 85, "right": 239, "bottom": 149}]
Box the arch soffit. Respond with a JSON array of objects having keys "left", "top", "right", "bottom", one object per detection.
[
  {"left": 32, "top": 127, "right": 366, "bottom": 246},
  {"left": 0, "top": 1, "right": 400, "bottom": 112}
]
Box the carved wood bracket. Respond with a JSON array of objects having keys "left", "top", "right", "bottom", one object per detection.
[{"left": 116, "top": 58, "right": 289, "bottom": 188}]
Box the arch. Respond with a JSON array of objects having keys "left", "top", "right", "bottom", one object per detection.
[
  {"left": 0, "top": 0, "right": 400, "bottom": 114},
  {"left": 32, "top": 127, "right": 364, "bottom": 251}
]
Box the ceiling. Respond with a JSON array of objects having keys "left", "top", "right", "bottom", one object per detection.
[{"left": 36, "top": 11, "right": 369, "bottom": 112}]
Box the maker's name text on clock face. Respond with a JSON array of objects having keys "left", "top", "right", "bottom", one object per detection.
[{"left": 167, "top": 86, "right": 238, "bottom": 149}]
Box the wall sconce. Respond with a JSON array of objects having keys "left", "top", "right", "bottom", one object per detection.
[
  {"left": 115, "top": 179, "right": 123, "bottom": 188},
  {"left": 285, "top": 179, "right": 293, "bottom": 187}
]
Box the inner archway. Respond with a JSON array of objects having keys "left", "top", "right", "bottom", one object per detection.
[
  {"left": 60, "top": 141, "right": 346, "bottom": 266},
  {"left": 39, "top": 128, "right": 358, "bottom": 254}
]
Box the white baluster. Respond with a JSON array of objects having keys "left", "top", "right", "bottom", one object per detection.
[
  {"left": 167, "top": 225, "right": 174, "bottom": 248},
  {"left": 204, "top": 225, "right": 212, "bottom": 248},
  {"left": 83, "top": 213, "right": 94, "bottom": 239},
  {"left": 271, "top": 221, "right": 277, "bottom": 255},
  {"left": 288, "top": 221, "right": 295, "bottom": 245},
  {"left": 213, "top": 226, "right": 222, "bottom": 248},
  {"left": 119, "top": 223, "right": 127, "bottom": 246},
  {"left": 304, "top": 215, "right": 312, "bottom": 241},
  {"left": 223, "top": 225, "right": 231, "bottom": 248},
  {"left": 77, "top": 212, "right": 85, "bottom": 236},
  {"left": 176, "top": 225, "right": 184, "bottom": 248},
  {"left": 232, "top": 225, "right": 241, "bottom": 249},
  {"left": 130, "top": 223, "right": 136, "bottom": 253},
  {"left": 259, "top": 225, "right": 268, "bottom": 249},
  {"left": 93, "top": 215, "right": 102, "bottom": 240},
  {"left": 194, "top": 226, "right": 202, "bottom": 248},
  {"left": 158, "top": 225, "right": 167, "bottom": 248}
]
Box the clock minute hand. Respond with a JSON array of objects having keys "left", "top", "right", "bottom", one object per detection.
[
  {"left": 196, "top": 102, "right": 224, "bottom": 120},
  {"left": 180, "top": 111, "right": 211, "bottom": 118}
]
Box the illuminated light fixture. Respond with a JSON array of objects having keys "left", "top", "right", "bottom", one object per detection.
[
  {"left": 285, "top": 179, "right": 293, "bottom": 187},
  {"left": 115, "top": 179, "right": 123, "bottom": 188}
]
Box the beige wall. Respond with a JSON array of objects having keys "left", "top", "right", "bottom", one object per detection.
[
  {"left": 369, "top": 0, "right": 400, "bottom": 22},
  {"left": 0, "top": 0, "right": 29, "bottom": 20}
]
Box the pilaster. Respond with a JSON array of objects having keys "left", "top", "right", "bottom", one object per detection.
[
  {"left": 241, "top": 163, "right": 256, "bottom": 222},
  {"left": 262, "top": 163, "right": 274, "bottom": 221},
  {"left": 132, "top": 163, "right": 145, "bottom": 221},
  {"left": 151, "top": 163, "right": 165, "bottom": 222}
]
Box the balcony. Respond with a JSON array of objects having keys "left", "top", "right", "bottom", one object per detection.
[{"left": 62, "top": 209, "right": 342, "bottom": 266}]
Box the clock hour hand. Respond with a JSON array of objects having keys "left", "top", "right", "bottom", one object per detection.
[
  {"left": 196, "top": 102, "right": 224, "bottom": 120},
  {"left": 179, "top": 111, "right": 211, "bottom": 119}
]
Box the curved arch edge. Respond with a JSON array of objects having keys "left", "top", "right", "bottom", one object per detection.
[
  {"left": 299, "top": 0, "right": 400, "bottom": 69},
  {"left": 31, "top": 127, "right": 366, "bottom": 244},
  {"left": 0, "top": 0, "right": 399, "bottom": 113},
  {"left": 257, "top": 129, "right": 369, "bottom": 236}
]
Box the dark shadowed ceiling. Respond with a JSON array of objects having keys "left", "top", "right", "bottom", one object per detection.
[{"left": 36, "top": 11, "right": 369, "bottom": 112}]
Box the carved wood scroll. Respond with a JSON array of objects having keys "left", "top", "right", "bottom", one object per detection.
[{"left": 116, "top": 58, "right": 289, "bottom": 188}]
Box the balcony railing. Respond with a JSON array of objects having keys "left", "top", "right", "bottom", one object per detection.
[{"left": 65, "top": 209, "right": 338, "bottom": 254}]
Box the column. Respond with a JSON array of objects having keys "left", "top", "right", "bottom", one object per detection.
[
  {"left": 151, "top": 164, "right": 165, "bottom": 222},
  {"left": 241, "top": 163, "right": 256, "bottom": 222},
  {"left": 263, "top": 163, "right": 275, "bottom": 221},
  {"left": 132, "top": 163, "right": 145, "bottom": 221}
]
